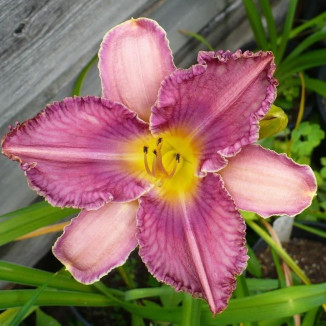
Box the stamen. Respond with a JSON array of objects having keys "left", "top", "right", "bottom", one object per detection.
[
  {"left": 143, "top": 146, "right": 152, "bottom": 176},
  {"left": 155, "top": 143, "right": 169, "bottom": 177},
  {"left": 143, "top": 139, "right": 180, "bottom": 180},
  {"left": 168, "top": 153, "right": 180, "bottom": 178},
  {"left": 152, "top": 152, "right": 157, "bottom": 177}
]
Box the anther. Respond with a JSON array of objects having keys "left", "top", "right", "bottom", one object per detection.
[
  {"left": 153, "top": 149, "right": 157, "bottom": 156},
  {"left": 176, "top": 153, "right": 180, "bottom": 162},
  {"left": 157, "top": 137, "right": 163, "bottom": 145},
  {"left": 143, "top": 146, "right": 148, "bottom": 154}
]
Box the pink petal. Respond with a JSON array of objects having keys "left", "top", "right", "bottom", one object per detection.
[
  {"left": 151, "top": 50, "right": 277, "bottom": 172},
  {"left": 99, "top": 18, "right": 175, "bottom": 121},
  {"left": 2, "top": 96, "right": 151, "bottom": 209},
  {"left": 137, "top": 174, "right": 248, "bottom": 315},
  {"left": 219, "top": 145, "right": 317, "bottom": 217},
  {"left": 53, "top": 201, "right": 138, "bottom": 284}
]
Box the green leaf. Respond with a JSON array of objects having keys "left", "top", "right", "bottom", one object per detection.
[
  {"left": 1, "top": 284, "right": 326, "bottom": 324},
  {"left": 277, "top": 49, "right": 326, "bottom": 80},
  {"left": 0, "top": 308, "right": 34, "bottom": 326},
  {"left": 0, "top": 261, "right": 96, "bottom": 293},
  {"left": 9, "top": 273, "right": 54, "bottom": 326},
  {"left": 0, "top": 289, "right": 113, "bottom": 308},
  {"left": 246, "top": 245, "right": 263, "bottom": 278},
  {"left": 258, "top": 0, "right": 277, "bottom": 52},
  {"left": 245, "top": 219, "right": 310, "bottom": 285},
  {"left": 278, "top": 75, "right": 326, "bottom": 98},
  {"left": 293, "top": 222, "right": 326, "bottom": 239},
  {"left": 291, "top": 122, "right": 325, "bottom": 157},
  {"left": 181, "top": 294, "right": 201, "bottom": 326},
  {"left": 321, "top": 167, "right": 326, "bottom": 179},
  {"left": 304, "top": 76, "right": 326, "bottom": 97},
  {"left": 201, "top": 283, "right": 326, "bottom": 325},
  {"left": 36, "top": 308, "right": 61, "bottom": 326},
  {"left": 72, "top": 54, "right": 98, "bottom": 96},
  {"left": 284, "top": 28, "right": 326, "bottom": 62},
  {"left": 245, "top": 278, "right": 279, "bottom": 293},
  {"left": 290, "top": 11, "right": 326, "bottom": 39},
  {"left": 259, "top": 105, "right": 288, "bottom": 139},
  {"left": 276, "top": 0, "right": 298, "bottom": 64},
  {"left": 0, "top": 201, "right": 77, "bottom": 246},
  {"left": 321, "top": 157, "right": 326, "bottom": 167},
  {"left": 125, "top": 286, "right": 181, "bottom": 303},
  {"left": 302, "top": 307, "right": 319, "bottom": 326},
  {"left": 242, "top": 0, "right": 268, "bottom": 50},
  {"left": 179, "top": 30, "right": 214, "bottom": 51},
  {"left": 159, "top": 285, "right": 184, "bottom": 308}
]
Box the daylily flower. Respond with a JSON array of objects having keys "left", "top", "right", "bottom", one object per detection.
[{"left": 1, "top": 18, "right": 317, "bottom": 315}]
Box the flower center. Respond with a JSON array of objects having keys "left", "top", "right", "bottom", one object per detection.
[
  {"left": 142, "top": 135, "right": 200, "bottom": 198},
  {"left": 143, "top": 138, "right": 180, "bottom": 182}
]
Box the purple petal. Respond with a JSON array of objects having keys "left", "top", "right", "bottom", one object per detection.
[
  {"left": 99, "top": 18, "right": 175, "bottom": 121},
  {"left": 137, "top": 174, "right": 248, "bottom": 315},
  {"left": 151, "top": 50, "right": 277, "bottom": 172},
  {"left": 2, "top": 96, "right": 151, "bottom": 209},
  {"left": 53, "top": 202, "right": 138, "bottom": 284},
  {"left": 219, "top": 145, "right": 317, "bottom": 217}
]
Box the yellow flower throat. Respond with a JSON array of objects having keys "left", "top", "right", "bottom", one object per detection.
[{"left": 141, "top": 134, "right": 200, "bottom": 199}]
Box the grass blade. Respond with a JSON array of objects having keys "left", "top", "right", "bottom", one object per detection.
[
  {"left": 276, "top": 0, "right": 298, "bottom": 64},
  {"left": 277, "top": 49, "right": 326, "bottom": 80},
  {"left": 72, "top": 54, "right": 98, "bottom": 96},
  {"left": 290, "top": 12, "right": 326, "bottom": 39},
  {"left": 284, "top": 29, "right": 326, "bottom": 62},
  {"left": 0, "top": 201, "right": 77, "bottom": 246},
  {"left": 245, "top": 219, "right": 310, "bottom": 284},
  {"left": 302, "top": 307, "right": 319, "bottom": 326},
  {"left": 181, "top": 294, "right": 201, "bottom": 326},
  {"left": 0, "top": 289, "right": 113, "bottom": 308},
  {"left": 0, "top": 261, "right": 95, "bottom": 293},
  {"left": 246, "top": 244, "right": 262, "bottom": 278},
  {"left": 9, "top": 275, "right": 54, "bottom": 326},
  {"left": 202, "top": 283, "right": 326, "bottom": 325},
  {"left": 304, "top": 76, "right": 326, "bottom": 97},
  {"left": 179, "top": 30, "right": 214, "bottom": 51},
  {"left": 258, "top": 0, "right": 277, "bottom": 52},
  {"left": 293, "top": 222, "right": 326, "bottom": 238},
  {"left": 246, "top": 278, "right": 279, "bottom": 293},
  {"left": 242, "top": 0, "right": 268, "bottom": 50},
  {"left": 277, "top": 75, "right": 326, "bottom": 97}
]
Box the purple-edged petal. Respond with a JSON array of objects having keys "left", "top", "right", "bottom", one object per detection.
[
  {"left": 53, "top": 201, "right": 138, "bottom": 284},
  {"left": 151, "top": 50, "right": 277, "bottom": 172},
  {"left": 137, "top": 174, "right": 248, "bottom": 315},
  {"left": 219, "top": 144, "right": 317, "bottom": 217},
  {"left": 2, "top": 96, "right": 151, "bottom": 209},
  {"left": 99, "top": 18, "right": 175, "bottom": 121}
]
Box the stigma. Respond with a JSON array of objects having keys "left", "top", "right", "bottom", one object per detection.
[{"left": 143, "top": 138, "right": 180, "bottom": 180}]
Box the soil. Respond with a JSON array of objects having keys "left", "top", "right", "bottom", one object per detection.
[{"left": 257, "top": 237, "right": 326, "bottom": 283}]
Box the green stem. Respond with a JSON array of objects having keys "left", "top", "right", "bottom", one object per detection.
[
  {"left": 118, "top": 266, "right": 135, "bottom": 289},
  {"left": 181, "top": 293, "right": 201, "bottom": 326},
  {"left": 245, "top": 219, "right": 311, "bottom": 285}
]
